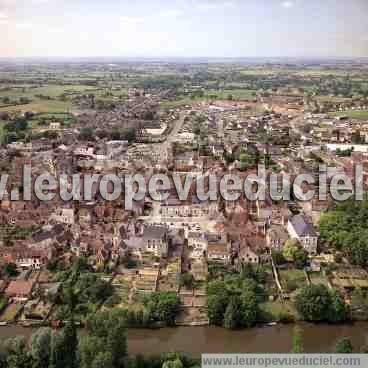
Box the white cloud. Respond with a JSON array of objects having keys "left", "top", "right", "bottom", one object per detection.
[
  {"left": 0, "top": 0, "right": 16, "bottom": 6},
  {"left": 47, "top": 26, "right": 63, "bottom": 33},
  {"left": 281, "top": 1, "right": 294, "bottom": 8},
  {"left": 196, "top": 1, "right": 234, "bottom": 11},
  {"left": 32, "top": 0, "right": 51, "bottom": 3},
  {"left": 159, "top": 9, "right": 182, "bottom": 18},
  {"left": 15, "top": 22, "right": 33, "bottom": 29},
  {"left": 120, "top": 16, "right": 144, "bottom": 25},
  {"left": 0, "top": 12, "right": 8, "bottom": 19}
]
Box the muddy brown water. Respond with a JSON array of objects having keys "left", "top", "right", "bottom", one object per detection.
[{"left": 1, "top": 323, "right": 368, "bottom": 355}]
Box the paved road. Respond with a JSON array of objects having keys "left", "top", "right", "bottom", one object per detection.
[
  {"left": 167, "top": 111, "right": 188, "bottom": 143},
  {"left": 156, "top": 111, "right": 188, "bottom": 161}
]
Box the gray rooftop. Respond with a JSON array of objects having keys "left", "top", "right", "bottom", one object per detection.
[
  {"left": 290, "top": 215, "right": 317, "bottom": 237},
  {"left": 142, "top": 226, "right": 167, "bottom": 240}
]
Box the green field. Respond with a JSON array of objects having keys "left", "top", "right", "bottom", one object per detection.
[
  {"left": 239, "top": 67, "right": 357, "bottom": 78},
  {"left": 0, "top": 84, "right": 95, "bottom": 99},
  {"left": 329, "top": 109, "right": 368, "bottom": 120},
  {"left": 0, "top": 100, "right": 73, "bottom": 113},
  {"left": 240, "top": 69, "right": 278, "bottom": 76},
  {"left": 207, "top": 89, "right": 256, "bottom": 99},
  {"left": 0, "top": 84, "right": 127, "bottom": 113},
  {"left": 315, "top": 95, "right": 352, "bottom": 103},
  {"left": 161, "top": 88, "right": 256, "bottom": 108}
]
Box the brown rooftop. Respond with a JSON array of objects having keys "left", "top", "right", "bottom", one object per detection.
[{"left": 5, "top": 280, "right": 34, "bottom": 297}]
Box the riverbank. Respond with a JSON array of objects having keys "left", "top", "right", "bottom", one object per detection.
[{"left": 1, "top": 322, "right": 368, "bottom": 355}]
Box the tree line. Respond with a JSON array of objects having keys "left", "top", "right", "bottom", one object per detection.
[{"left": 0, "top": 310, "right": 200, "bottom": 368}]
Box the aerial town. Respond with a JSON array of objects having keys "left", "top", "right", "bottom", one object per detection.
[{"left": 1, "top": 59, "right": 368, "bottom": 358}]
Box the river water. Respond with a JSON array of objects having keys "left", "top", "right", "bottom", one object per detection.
[{"left": 1, "top": 323, "right": 368, "bottom": 355}]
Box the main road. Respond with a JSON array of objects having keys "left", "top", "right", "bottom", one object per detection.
[
  {"left": 167, "top": 111, "right": 188, "bottom": 143},
  {"left": 156, "top": 110, "right": 188, "bottom": 161}
]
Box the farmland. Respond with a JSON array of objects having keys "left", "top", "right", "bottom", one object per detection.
[
  {"left": 329, "top": 109, "right": 368, "bottom": 120},
  {"left": 0, "top": 83, "right": 128, "bottom": 114}
]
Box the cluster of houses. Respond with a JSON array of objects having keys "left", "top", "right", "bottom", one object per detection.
[{"left": 1, "top": 86, "right": 368, "bottom": 325}]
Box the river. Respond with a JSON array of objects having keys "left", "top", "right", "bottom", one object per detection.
[{"left": 1, "top": 323, "right": 368, "bottom": 355}]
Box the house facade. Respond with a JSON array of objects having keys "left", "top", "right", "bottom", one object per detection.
[
  {"left": 287, "top": 214, "right": 318, "bottom": 255},
  {"left": 142, "top": 226, "right": 168, "bottom": 257}
]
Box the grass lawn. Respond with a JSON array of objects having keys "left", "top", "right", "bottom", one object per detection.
[
  {"left": 0, "top": 84, "right": 96, "bottom": 100},
  {"left": 329, "top": 109, "right": 368, "bottom": 120},
  {"left": 259, "top": 300, "right": 296, "bottom": 322},
  {"left": 28, "top": 112, "right": 76, "bottom": 130},
  {"left": 0, "top": 296, "right": 8, "bottom": 313},
  {"left": 0, "top": 100, "right": 73, "bottom": 113},
  {"left": 279, "top": 269, "right": 308, "bottom": 293},
  {"left": 0, "top": 83, "right": 110, "bottom": 113},
  {"left": 309, "top": 272, "right": 329, "bottom": 287}
]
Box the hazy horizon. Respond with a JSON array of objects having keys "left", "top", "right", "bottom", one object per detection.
[{"left": 1, "top": 0, "right": 368, "bottom": 58}]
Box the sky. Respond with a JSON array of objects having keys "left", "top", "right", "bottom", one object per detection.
[{"left": 0, "top": 0, "right": 368, "bottom": 58}]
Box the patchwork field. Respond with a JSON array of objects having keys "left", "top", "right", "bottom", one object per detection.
[
  {"left": 329, "top": 109, "right": 368, "bottom": 120},
  {"left": 0, "top": 84, "right": 128, "bottom": 113}
]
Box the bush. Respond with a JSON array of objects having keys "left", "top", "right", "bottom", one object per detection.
[
  {"left": 143, "top": 292, "right": 180, "bottom": 327},
  {"left": 180, "top": 273, "right": 195, "bottom": 289},
  {"left": 295, "top": 284, "right": 349, "bottom": 323}
]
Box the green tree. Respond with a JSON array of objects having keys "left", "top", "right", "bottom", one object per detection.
[
  {"left": 91, "top": 352, "right": 113, "bottom": 368},
  {"left": 319, "top": 200, "right": 368, "bottom": 266},
  {"left": 293, "top": 249, "right": 308, "bottom": 269},
  {"left": 85, "top": 310, "right": 127, "bottom": 368},
  {"left": 335, "top": 338, "right": 353, "bottom": 353},
  {"left": 328, "top": 291, "right": 349, "bottom": 323},
  {"left": 295, "top": 284, "right": 332, "bottom": 322},
  {"left": 4, "top": 118, "right": 28, "bottom": 132},
  {"left": 144, "top": 292, "right": 180, "bottom": 327},
  {"left": 63, "top": 319, "right": 78, "bottom": 368},
  {"left": 79, "top": 336, "right": 101, "bottom": 368},
  {"left": 283, "top": 239, "right": 301, "bottom": 261},
  {"left": 162, "top": 358, "right": 184, "bottom": 368},
  {"left": 239, "top": 151, "right": 257, "bottom": 171},
  {"left": 207, "top": 292, "right": 228, "bottom": 326},
  {"left": 180, "top": 273, "right": 195, "bottom": 289},
  {"left": 271, "top": 251, "right": 287, "bottom": 266},
  {"left": 0, "top": 346, "right": 7, "bottom": 368},
  {"left": 2, "top": 263, "right": 18, "bottom": 278},
  {"left": 79, "top": 127, "right": 94, "bottom": 141},
  {"left": 239, "top": 288, "right": 258, "bottom": 328},
  {"left": 240, "top": 263, "right": 255, "bottom": 280},
  {"left": 4, "top": 337, "right": 30, "bottom": 368},
  {"left": 29, "top": 328, "right": 53, "bottom": 368},
  {"left": 49, "top": 319, "right": 78, "bottom": 368},
  {"left": 223, "top": 296, "right": 241, "bottom": 329}
]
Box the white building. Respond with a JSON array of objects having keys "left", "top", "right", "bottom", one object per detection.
[{"left": 287, "top": 214, "right": 318, "bottom": 255}]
